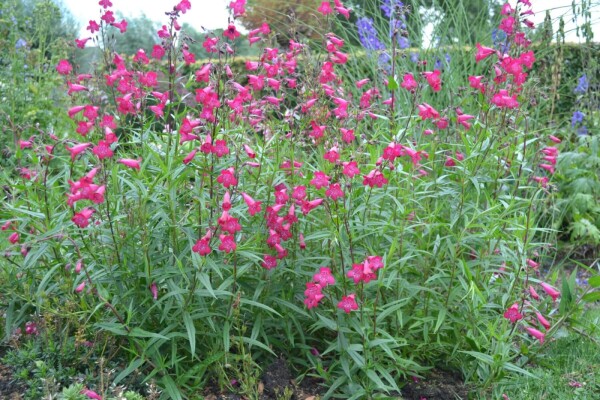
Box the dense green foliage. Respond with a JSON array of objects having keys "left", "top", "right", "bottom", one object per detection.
[{"left": 0, "top": 0, "right": 598, "bottom": 399}]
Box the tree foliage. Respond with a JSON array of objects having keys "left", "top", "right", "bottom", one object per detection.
[{"left": 242, "top": 0, "right": 325, "bottom": 46}]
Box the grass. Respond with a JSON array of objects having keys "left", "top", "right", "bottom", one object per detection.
[{"left": 495, "top": 307, "right": 600, "bottom": 400}]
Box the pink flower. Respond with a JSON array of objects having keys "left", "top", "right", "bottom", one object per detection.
[
  {"left": 310, "top": 171, "right": 330, "bottom": 189},
  {"left": 176, "top": 0, "right": 191, "bottom": 13},
  {"left": 528, "top": 285, "right": 540, "bottom": 300},
  {"left": 503, "top": 303, "right": 523, "bottom": 323},
  {"left": 75, "top": 37, "right": 91, "bottom": 49},
  {"left": 56, "top": 59, "right": 72, "bottom": 75},
  {"left": 8, "top": 232, "right": 20, "bottom": 244},
  {"left": 65, "top": 143, "right": 92, "bottom": 161},
  {"left": 24, "top": 321, "right": 38, "bottom": 335},
  {"left": 342, "top": 161, "right": 360, "bottom": 178},
  {"left": 540, "top": 282, "right": 560, "bottom": 302},
  {"left": 151, "top": 44, "right": 165, "bottom": 59},
  {"left": 101, "top": 10, "right": 115, "bottom": 24},
  {"left": 92, "top": 140, "right": 113, "bottom": 160},
  {"left": 150, "top": 283, "right": 158, "bottom": 300},
  {"left": 261, "top": 254, "right": 278, "bottom": 270},
  {"left": 317, "top": 1, "right": 333, "bottom": 15},
  {"left": 525, "top": 327, "right": 545, "bottom": 344},
  {"left": 223, "top": 24, "right": 240, "bottom": 41},
  {"left": 75, "top": 281, "right": 86, "bottom": 293},
  {"left": 217, "top": 167, "right": 237, "bottom": 188},
  {"left": 80, "top": 388, "right": 102, "bottom": 400},
  {"left": 87, "top": 20, "right": 100, "bottom": 33},
  {"left": 535, "top": 312, "right": 551, "bottom": 330},
  {"left": 229, "top": 0, "right": 246, "bottom": 16},
  {"left": 423, "top": 70, "right": 441, "bottom": 92},
  {"left": 313, "top": 267, "right": 335, "bottom": 286},
  {"left": 401, "top": 73, "right": 418, "bottom": 91},
  {"left": 549, "top": 135, "right": 561, "bottom": 143},
  {"left": 192, "top": 238, "right": 211, "bottom": 256},
  {"left": 499, "top": 16, "right": 515, "bottom": 34},
  {"left": 118, "top": 158, "right": 141, "bottom": 170},
  {"left": 218, "top": 234, "right": 236, "bottom": 253},
  {"left": 326, "top": 183, "right": 344, "bottom": 200},
  {"left": 457, "top": 114, "right": 475, "bottom": 130},
  {"left": 304, "top": 282, "right": 324, "bottom": 309},
  {"left": 337, "top": 294, "right": 358, "bottom": 313},
  {"left": 475, "top": 43, "right": 496, "bottom": 63},
  {"left": 417, "top": 103, "right": 440, "bottom": 120},
  {"left": 72, "top": 208, "right": 95, "bottom": 228},
  {"left": 241, "top": 192, "right": 262, "bottom": 216},
  {"left": 112, "top": 19, "right": 128, "bottom": 33}
]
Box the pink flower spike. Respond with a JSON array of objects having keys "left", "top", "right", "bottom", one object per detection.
[
  {"left": 525, "top": 327, "right": 545, "bottom": 344},
  {"left": 540, "top": 282, "right": 560, "bottom": 302},
  {"left": 118, "top": 158, "right": 141, "bottom": 170}
]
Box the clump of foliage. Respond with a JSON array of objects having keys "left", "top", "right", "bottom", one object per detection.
[{"left": 1, "top": 0, "right": 599, "bottom": 399}]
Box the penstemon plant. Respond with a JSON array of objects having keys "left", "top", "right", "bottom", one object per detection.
[{"left": 2, "top": 0, "right": 592, "bottom": 398}]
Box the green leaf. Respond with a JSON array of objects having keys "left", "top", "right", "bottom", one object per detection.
[
  {"left": 241, "top": 337, "right": 276, "bottom": 356},
  {"left": 113, "top": 358, "right": 145, "bottom": 385},
  {"left": 434, "top": 307, "right": 447, "bottom": 333},
  {"left": 503, "top": 362, "right": 538, "bottom": 378},
  {"left": 239, "top": 298, "right": 281, "bottom": 316},
  {"left": 129, "top": 327, "right": 170, "bottom": 340},
  {"left": 183, "top": 312, "right": 196, "bottom": 356},
  {"left": 588, "top": 276, "right": 600, "bottom": 288},
  {"left": 161, "top": 375, "right": 183, "bottom": 400},
  {"left": 460, "top": 350, "right": 493, "bottom": 365},
  {"left": 387, "top": 75, "right": 399, "bottom": 90},
  {"left": 581, "top": 292, "right": 600, "bottom": 302}
]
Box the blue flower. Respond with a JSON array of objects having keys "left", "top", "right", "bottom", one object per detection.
[
  {"left": 574, "top": 74, "right": 588, "bottom": 94},
  {"left": 356, "top": 17, "right": 385, "bottom": 51},
  {"left": 397, "top": 36, "right": 410, "bottom": 49},
  {"left": 410, "top": 52, "right": 419, "bottom": 63},
  {"left": 15, "top": 38, "right": 27, "bottom": 49},
  {"left": 491, "top": 28, "right": 506, "bottom": 46},
  {"left": 381, "top": 0, "right": 404, "bottom": 19},
  {"left": 378, "top": 52, "right": 392, "bottom": 73},
  {"left": 571, "top": 111, "right": 585, "bottom": 127},
  {"left": 577, "top": 126, "right": 588, "bottom": 136}
]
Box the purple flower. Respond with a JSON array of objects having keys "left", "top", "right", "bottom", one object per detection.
[
  {"left": 15, "top": 38, "right": 27, "bottom": 49},
  {"left": 381, "top": 0, "right": 404, "bottom": 18},
  {"left": 410, "top": 52, "right": 419, "bottom": 63},
  {"left": 571, "top": 111, "right": 585, "bottom": 127},
  {"left": 356, "top": 17, "right": 385, "bottom": 51},
  {"left": 574, "top": 74, "right": 588, "bottom": 94},
  {"left": 397, "top": 36, "right": 410, "bottom": 49}
]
